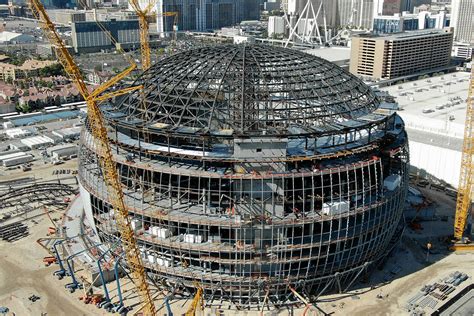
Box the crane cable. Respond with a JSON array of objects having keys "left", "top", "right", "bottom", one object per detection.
[{"left": 76, "top": 0, "right": 136, "bottom": 68}]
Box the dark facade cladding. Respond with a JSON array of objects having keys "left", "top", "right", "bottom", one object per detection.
[
  {"left": 71, "top": 20, "right": 140, "bottom": 53},
  {"left": 78, "top": 45, "right": 409, "bottom": 308}
]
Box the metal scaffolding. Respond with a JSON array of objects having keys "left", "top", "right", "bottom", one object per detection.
[{"left": 78, "top": 44, "right": 409, "bottom": 309}]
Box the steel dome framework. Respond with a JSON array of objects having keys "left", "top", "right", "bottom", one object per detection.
[
  {"left": 117, "top": 45, "right": 380, "bottom": 136},
  {"left": 78, "top": 44, "right": 409, "bottom": 310}
]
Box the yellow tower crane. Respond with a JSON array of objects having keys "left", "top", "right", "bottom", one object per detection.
[
  {"left": 129, "top": 0, "right": 156, "bottom": 70},
  {"left": 160, "top": 11, "right": 179, "bottom": 42},
  {"left": 28, "top": 0, "right": 157, "bottom": 314},
  {"left": 452, "top": 66, "right": 474, "bottom": 251},
  {"left": 129, "top": 0, "right": 178, "bottom": 70}
]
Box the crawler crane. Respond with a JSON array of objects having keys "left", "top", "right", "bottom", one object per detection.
[
  {"left": 452, "top": 66, "right": 474, "bottom": 251},
  {"left": 29, "top": 0, "right": 157, "bottom": 314}
]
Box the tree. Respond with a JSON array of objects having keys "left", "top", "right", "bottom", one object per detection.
[
  {"left": 39, "top": 63, "right": 66, "bottom": 77},
  {"left": 16, "top": 102, "right": 30, "bottom": 113},
  {"left": 5, "top": 76, "right": 13, "bottom": 85}
]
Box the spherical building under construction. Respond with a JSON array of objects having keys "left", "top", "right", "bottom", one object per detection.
[{"left": 78, "top": 45, "right": 409, "bottom": 308}]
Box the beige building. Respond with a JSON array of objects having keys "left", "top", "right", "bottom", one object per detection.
[
  {"left": 350, "top": 28, "right": 453, "bottom": 80},
  {"left": 0, "top": 60, "right": 57, "bottom": 81}
]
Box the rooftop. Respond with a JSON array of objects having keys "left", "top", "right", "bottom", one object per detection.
[
  {"left": 0, "top": 31, "right": 35, "bottom": 43},
  {"left": 380, "top": 71, "right": 470, "bottom": 150},
  {"left": 8, "top": 110, "right": 82, "bottom": 127},
  {"left": 0, "top": 59, "right": 57, "bottom": 72},
  {"left": 303, "top": 47, "right": 351, "bottom": 63},
  {"left": 355, "top": 28, "right": 453, "bottom": 41}
]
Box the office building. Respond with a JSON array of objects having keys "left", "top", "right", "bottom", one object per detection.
[
  {"left": 450, "top": 0, "right": 474, "bottom": 44},
  {"left": 84, "top": 8, "right": 138, "bottom": 21},
  {"left": 71, "top": 19, "right": 140, "bottom": 53},
  {"left": 373, "top": 10, "right": 449, "bottom": 34},
  {"left": 350, "top": 28, "right": 453, "bottom": 80}
]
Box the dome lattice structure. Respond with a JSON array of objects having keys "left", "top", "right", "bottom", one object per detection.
[
  {"left": 117, "top": 45, "right": 380, "bottom": 136},
  {"left": 78, "top": 44, "right": 409, "bottom": 309}
]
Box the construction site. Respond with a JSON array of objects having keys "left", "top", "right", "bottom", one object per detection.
[
  {"left": 78, "top": 43, "right": 409, "bottom": 309},
  {"left": 0, "top": 1, "right": 472, "bottom": 316}
]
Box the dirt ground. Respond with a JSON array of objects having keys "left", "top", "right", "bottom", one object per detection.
[
  {"left": 316, "top": 185, "right": 474, "bottom": 316},
  {"left": 0, "top": 158, "right": 79, "bottom": 183},
  {"left": 0, "top": 216, "right": 103, "bottom": 316}
]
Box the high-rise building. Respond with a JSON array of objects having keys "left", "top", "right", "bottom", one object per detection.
[
  {"left": 268, "top": 15, "right": 285, "bottom": 37},
  {"left": 350, "top": 28, "right": 453, "bottom": 79},
  {"left": 140, "top": 0, "right": 261, "bottom": 32},
  {"left": 450, "top": 0, "right": 474, "bottom": 44},
  {"left": 337, "top": 0, "right": 378, "bottom": 30}
]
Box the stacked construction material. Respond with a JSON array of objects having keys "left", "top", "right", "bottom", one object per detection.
[{"left": 0, "top": 222, "right": 28, "bottom": 242}]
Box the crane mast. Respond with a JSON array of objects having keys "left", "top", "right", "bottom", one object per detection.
[
  {"left": 129, "top": 0, "right": 156, "bottom": 70},
  {"left": 454, "top": 66, "right": 474, "bottom": 242},
  {"left": 28, "top": 0, "right": 157, "bottom": 314},
  {"left": 129, "top": 1, "right": 178, "bottom": 70}
]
